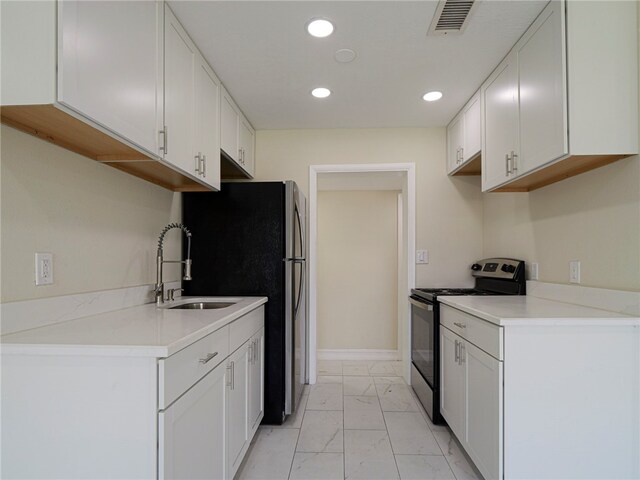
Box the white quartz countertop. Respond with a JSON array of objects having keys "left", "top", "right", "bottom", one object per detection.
[
  {"left": 439, "top": 295, "right": 640, "bottom": 326},
  {"left": 1, "top": 296, "right": 268, "bottom": 357}
]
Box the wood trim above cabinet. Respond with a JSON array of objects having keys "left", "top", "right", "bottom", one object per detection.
[{"left": 1, "top": 104, "right": 212, "bottom": 192}]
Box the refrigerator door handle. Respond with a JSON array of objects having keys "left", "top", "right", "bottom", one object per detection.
[
  {"left": 295, "top": 202, "right": 305, "bottom": 260},
  {"left": 293, "top": 259, "right": 306, "bottom": 320}
]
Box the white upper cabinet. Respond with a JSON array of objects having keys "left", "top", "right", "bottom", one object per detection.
[
  {"left": 164, "top": 6, "right": 196, "bottom": 176},
  {"left": 58, "top": 1, "right": 163, "bottom": 157},
  {"left": 517, "top": 2, "right": 567, "bottom": 176},
  {"left": 481, "top": 0, "right": 637, "bottom": 192},
  {"left": 1, "top": 1, "right": 244, "bottom": 192},
  {"left": 482, "top": 55, "right": 519, "bottom": 190},
  {"left": 194, "top": 57, "right": 222, "bottom": 190},
  {"left": 447, "top": 114, "right": 464, "bottom": 173},
  {"left": 239, "top": 115, "right": 256, "bottom": 176},
  {"left": 221, "top": 87, "right": 240, "bottom": 162},
  {"left": 447, "top": 90, "right": 481, "bottom": 175},
  {"left": 221, "top": 86, "right": 255, "bottom": 178},
  {"left": 163, "top": 5, "right": 221, "bottom": 191}
]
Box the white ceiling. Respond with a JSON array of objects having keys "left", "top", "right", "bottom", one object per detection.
[{"left": 168, "top": 1, "right": 547, "bottom": 130}]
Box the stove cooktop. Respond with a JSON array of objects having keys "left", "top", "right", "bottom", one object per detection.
[{"left": 411, "top": 287, "right": 497, "bottom": 302}]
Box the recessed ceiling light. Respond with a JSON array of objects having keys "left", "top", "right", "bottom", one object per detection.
[
  {"left": 423, "top": 91, "right": 443, "bottom": 102},
  {"left": 311, "top": 87, "right": 331, "bottom": 98},
  {"left": 307, "top": 18, "right": 334, "bottom": 38}
]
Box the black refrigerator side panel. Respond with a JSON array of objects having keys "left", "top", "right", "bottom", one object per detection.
[{"left": 182, "top": 182, "right": 287, "bottom": 424}]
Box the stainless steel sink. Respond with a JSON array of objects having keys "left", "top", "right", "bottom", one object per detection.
[{"left": 170, "top": 302, "right": 235, "bottom": 310}]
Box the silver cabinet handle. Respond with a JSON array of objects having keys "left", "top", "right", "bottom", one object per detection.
[
  {"left": 505, "top": 153, "right": 510, "bottom": 175},
  {"left": 199, "top": 351, "right": 218, "bottom": 364},
  {"left": 460, "top": 147, "right": 464, "bottom": 163},
  {"left": 231, "top": 361, "right": 235, "bottom": 390},
  {"left": 226, "top": 363, "right": 232, "bottom": 386},
  {"left": 511, "top": 151, "right": 518, "bottom": 173},
  {"left": 254, "top": 339, "right": 259, "bottom": 364},
  {"left": 248, "top": 343, "right": 253, "bottom": 366},
  {"left": 453, "top": 322, "right": 466, "bottom": 329},
  {"left": 454, "top": 339, "right": 459, "bottom": 363},
  {"left": 460, "top": 342, "right": 466, "bottom": 365},
  {"left": 160, "top": 126, "right": 168, "bottom": 155},
  {"left": 195, "top": 153, "right": 201, "bottom": 175},
  {"left": 238, "top": 148, "right": 242, "bottom": 163},
  {"left": 202, "top": 154, "right": 206, "bottom": 177}
]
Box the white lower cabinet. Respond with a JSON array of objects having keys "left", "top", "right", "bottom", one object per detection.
[
  {"left": 1, "top": 305, "right": 265, "bottom": 479},
  {"left": 440, "top": 307, "right": 503, "bottom": 480},
  {"left": 159, "top": 361, "right": 227, "bottom": 480},
  {"left": 248, "top": 328, "right": 265, "bottom": 432},
  {"left": 440, "top": 303, "right": 639, "bottom": 479},
  {"left": 226, "top": 327, "right": 264, "bottom": 479},
  {"left": 464, "top": 341, "right": 502, "bottom": 480},
  {"left": 226, "top": 341, "right": 250, "bottom": 477},
  {"left": 439, "top": 327, "right": 465, "bottom": 436}
]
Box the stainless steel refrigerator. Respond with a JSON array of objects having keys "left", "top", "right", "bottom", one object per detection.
[{"left": 182, "top": 181, "right": 306, "bottom": 424}]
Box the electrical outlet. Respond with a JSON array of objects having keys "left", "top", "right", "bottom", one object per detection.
[
  {"left": 569, "top": 260, "right": 581, "bottom": 284},
  {"left": 529, "top": 262, "right": 539, "bottom": 281},
  {"left": 35, "top": 253, "right": 53, "bottom": 286},
  {"left": 416, "top": 250, "right": 429, "bottom": 264}
]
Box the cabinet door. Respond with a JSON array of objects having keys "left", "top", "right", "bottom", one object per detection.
[
  {"left": 517, "top": 1, "right": 567, "bottom": 175},
  {"left": 220, "top": 88, "right": 239, "bottom": 162},
  {"left": 226, "top": 343, "right": 249, "bottom": 478},
  {"left": 195, "top": 57, "right": 221, "bottom": 190},
  {"left": 248, "top": 329, "right": 264, "bottom": 433},
  {"left": 482, "top": 53, "right": 519, "bottom": 191},
  {"left": 239, "top": 116, "right": 255, "bottom": 176},
  {"left": 447, "top": 114, "right": 464, "bottom": 174},
  {"left": 159, "top": 361, "right": 226, "bottom": 480},
  {"left": 58, "top": 1, "right": 163, "bottom": 155},
  {"left": 440, "top": 327, "right": 465, "bottom": 439},
  {"left": 164, "top": 5, "right": 196, "bottom": 173},
  {"left": 464, "top": 341, "right": 503, "bottom": 480},
  {"left": 463, "top": 94, "right": 481, "bottom": 162}
]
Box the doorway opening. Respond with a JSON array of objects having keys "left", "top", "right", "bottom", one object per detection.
[{"left": 308, "top": 164, "right": 416, "bottom": 384}]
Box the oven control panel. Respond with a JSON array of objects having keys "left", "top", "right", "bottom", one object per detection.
[{"left": 471, "top": 258, "right": 522, "bottom": 279}]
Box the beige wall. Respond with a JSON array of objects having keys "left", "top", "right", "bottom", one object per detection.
[
  {"left": 0, "top": 125, "right": 181, "bottom": 303},
  {"left": 482, "top": 157, "right": 640, "bottom": 290},
  {"left": 255, "top": 128, "right": 485, "bottom": 288},
  {"left": 317, "top": 190, "right": 398, "bottom": 350}
]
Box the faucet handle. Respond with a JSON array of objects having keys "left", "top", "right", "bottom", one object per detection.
[{"left": 166, "top": 288, "right": 184, "bottom": 302}]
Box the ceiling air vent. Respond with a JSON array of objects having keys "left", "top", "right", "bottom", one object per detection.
[{"left": 428, "top": 0, "right": 477, "bottom": 35}]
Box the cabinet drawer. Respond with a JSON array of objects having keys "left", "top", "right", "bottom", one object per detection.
[
  {"left": 441, "top": 305, "right": 503, "bottom": 360},
  {"left": 230, "top": 306, "right": 264, "bottom": 353},
  {"left": 159, "top": 325, "right": 230, "bottom": 409}
]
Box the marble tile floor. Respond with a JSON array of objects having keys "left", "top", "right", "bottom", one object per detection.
[{"left": 236, "top": 360, "right": 482, "bottom": 480}]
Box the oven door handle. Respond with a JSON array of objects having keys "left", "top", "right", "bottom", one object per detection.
[{"left": 409, "top": 297, "right": 433, "bottom": 311}]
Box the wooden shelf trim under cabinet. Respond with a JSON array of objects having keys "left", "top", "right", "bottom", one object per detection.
[
  {"left": 451, "top": 155, "right": 481, "bottom": 176},
  {"left": 221, "top": 150, "right": 253, "bottom": 179},
  {"left": 492, "top": 154, "right": 631, "bottom": 192},
  {"left": 1, "top": 104, "right": 210, "bottom": 192}
]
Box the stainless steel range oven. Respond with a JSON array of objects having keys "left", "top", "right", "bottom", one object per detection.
[{"left": 410, "top": 258, "right": 526, "bottom": 425}]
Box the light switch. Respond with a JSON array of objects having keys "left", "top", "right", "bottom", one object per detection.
[{"left": 416, "top": 250, "right": 428, "bottom": 264}]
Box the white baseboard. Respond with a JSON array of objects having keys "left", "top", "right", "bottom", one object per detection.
[{"left": 317, "top": 349, "right": 400, "bottom": 361}]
